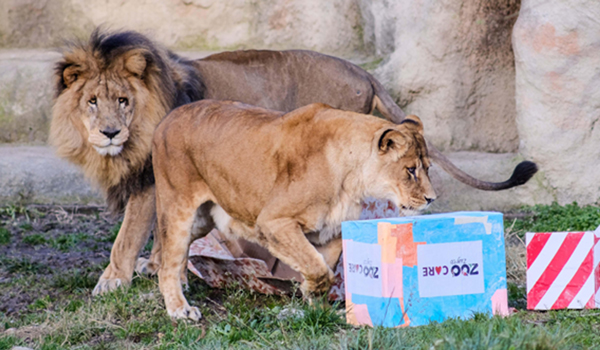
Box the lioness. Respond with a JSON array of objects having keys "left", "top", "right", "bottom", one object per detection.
[
  {"left": 50, "top": 29, "right": 536, "bottom": 296},
  {"left": 152, "top": 100, "right": 436, "bottom": 320}
]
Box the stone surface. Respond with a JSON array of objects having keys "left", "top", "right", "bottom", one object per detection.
[
  {"left": 427, "top": 152, "right": 554, "bottom": 212},
  {"left": 358, "top": 0, "right": 521, "bottom": 153},
  {"left": 0, "top": 0, "right": 524, "bottom": 151},
  {"left": 0, "top": 0, "right": 364, "bottom": 55},
  {"left": 0, "top": 146, "right": 102, "bottom": 205},
  {"left": 513, "top": 0, "right": 600, "bottom": 205},
  {"left": 0, "top": 50, "right": 59, "bottom": 144},
  {"left": 0, "top": 146, "right": 553, "bottom": 212}
]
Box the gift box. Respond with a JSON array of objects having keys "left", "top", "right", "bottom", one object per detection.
[
  {"left": 526, "top": 230, "right": 600, "bottom": 310},
  {"left": 342, "top": 211, "right": 509, "bottom": 327}
]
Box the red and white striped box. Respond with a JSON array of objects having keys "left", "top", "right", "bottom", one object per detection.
[{"left": 526, "top": 230, "right": 600, "bottom": 310}]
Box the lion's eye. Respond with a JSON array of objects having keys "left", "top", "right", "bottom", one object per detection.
[
  {"left": 88, "top": 97, "right": 97, "bottom": 105},
  {"left": 407, "top": 167, "right": 416, "bottom": 175},
  {"left": 118, "top": 97, "right": 128, "bottom": 106}
]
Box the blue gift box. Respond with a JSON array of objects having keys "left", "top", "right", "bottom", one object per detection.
[{"left": 341, "top": 211, "right": 508, "bottom": 327}]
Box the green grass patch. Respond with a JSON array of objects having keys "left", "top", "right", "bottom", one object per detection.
[
  {"left": 28, "top": 295, "right": 53, "bottom": 311},
  {"left": 101, "top": 222, "right": 122, "bottom": 243},
  {"left": 50, "top": 233, "right": 90, "bottom": 252},
  {"left": 0, "top": 204, "right": 29, "bottom": 220},
  {"left": 0, "top": 257, "right": 49, "bottom": 275},
  {"left": 22, "top": 233, "right": 47, "bottom": 246},
  {"left": 0, "top": 227, "right": 10, "bottom": 245},
  {"left": 52, "top": 269, "right": 98, "bottom": 292},
  {"left": 19, "top": 223, "right": 33, "bottom": 231},
  {"left": 507, "top": 202, "right": 600, "bottom": 236},
  {"left": 0, "top": 335, "right": 20, "bottom": 350}
]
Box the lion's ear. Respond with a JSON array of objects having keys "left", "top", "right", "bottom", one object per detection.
[
  {"left": 62, "top": 65, "right": 80, "bottom": 87},
  {"left": 378, "top": 129, "right": 408, "bottom": 155},
  {"left": 124, "top": 50, "right": 149, "bottom": 77},
  {"left": 55, "top": 61, "right": 83, "bottom": 94},
  {"left": 399, "top": 115, "right": 424, "bottom": 136}
]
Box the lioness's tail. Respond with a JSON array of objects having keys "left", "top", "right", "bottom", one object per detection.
[{"left": 369, "top": 76, "right": 538, "bottom": 191}]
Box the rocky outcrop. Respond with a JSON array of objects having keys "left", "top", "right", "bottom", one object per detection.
[
  {"left": 513, "top": 0, "right": 600, "bottom": 205},
  {"left": 358, "top": 0, "right": 521, "bottom": 153}
]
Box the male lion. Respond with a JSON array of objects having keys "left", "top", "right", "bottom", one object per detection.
[
  {"left": 50, "top": 29, "right": 537, "bottom": 295},
  {"left": 152, "top": 100, "right": 436, "bottom": 320}
]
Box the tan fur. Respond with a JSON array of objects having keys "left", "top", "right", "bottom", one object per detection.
[{"left": 152, "top": 100, "right": 436, "bottom": 320}]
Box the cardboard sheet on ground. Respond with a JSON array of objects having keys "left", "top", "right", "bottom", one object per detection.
[
  {"left": 187, "top": 229, "right": 345, "bottom": 299},
  {"left": 187, "top": 197, "right": 399, "bottom": 300}
]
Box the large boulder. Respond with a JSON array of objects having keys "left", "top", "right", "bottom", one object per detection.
[
  {"left": 358, "top": 0, "right": 521, "bottom": 153},
  {"left": 513, "top": 0, "right": 600, "bottom": 205},
  {"left": 0, "top": 0, "right": 363, "bottom": 55}
]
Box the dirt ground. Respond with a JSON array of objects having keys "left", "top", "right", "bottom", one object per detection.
[{"left": 0, "top": 205, "right": 122, "bottom": 316}]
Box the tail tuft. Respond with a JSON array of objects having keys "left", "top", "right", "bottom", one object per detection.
[{"left": 508, "top": 161, "right": 538, "bottom": 187}]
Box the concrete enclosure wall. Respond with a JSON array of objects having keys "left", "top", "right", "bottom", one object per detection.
[{"left": 0, "top": 0, "right": 598, "bottom": 207}]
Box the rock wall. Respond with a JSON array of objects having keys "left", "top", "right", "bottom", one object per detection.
[
  {"left": 358, "top": 0, "right": 521, "bottom": 153},
  {"left": 513, "top": 0, "right": 600, "bottom": 205},
  {"left": 0, "top": 0, "right": 363, "bottom": 55},
  {"left": 0, "top": 0, "right": 524, "bottom": 152},
  {"left": 0, "top": 51, "right": 58, "bottom": 144}
]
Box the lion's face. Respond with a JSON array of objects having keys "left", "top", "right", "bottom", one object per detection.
[
  {"left": 367, "top": 115, "right": 436, "bottom": 215},
  {"left": 51, "top": 38, "right": 171, "bottom": 191},
  {"left": 78, "top": 77, "right": 135, "bottom": 156},
  {"left": 52, "top": 45, "right": 160, "bottom": 160}
]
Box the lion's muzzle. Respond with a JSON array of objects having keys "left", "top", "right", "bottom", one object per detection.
[{"left": 89, "top": 127, "right": 130, "bottom": 156}]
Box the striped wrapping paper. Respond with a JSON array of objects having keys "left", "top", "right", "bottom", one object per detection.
[{"left": 526, "top": 230, "right": 600, "bottom": 310}]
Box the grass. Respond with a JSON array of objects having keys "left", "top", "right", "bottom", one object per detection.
[
  {"left": 2, "top": 203, "right": 600, "bottom": 349},
  {"left": 507, "top": 202, "right": 600, "bottom": 236},
  {"left": 0, "top": 227, "right": 10, "bottom": 245},
  {"left": 20, "top": 232, "right": 91, "bottom": 251}
]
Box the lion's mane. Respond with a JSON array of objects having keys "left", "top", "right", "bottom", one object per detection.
[{"left": 50, "top": 29, "right": 205, "bottom": 213}]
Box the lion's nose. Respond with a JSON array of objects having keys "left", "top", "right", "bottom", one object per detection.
[
  {"left": 101, "top": 128, "right": 121, "bottom": 139},
  {"left": 425, "top": 197, "right": 435, "bottom": 205}
]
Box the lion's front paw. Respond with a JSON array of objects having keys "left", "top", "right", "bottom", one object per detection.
[
  {"left": 300, "top": 268, "right": 335, "bottom": 296},
  {"left": 168, "top": 305, "right": 202, "bottom": 321},
  {"left": 135, "top": 257, "right": 159, "bottom": 275},
  {"left": 92, "top": 277, "right": 127, "bottom": 296}
]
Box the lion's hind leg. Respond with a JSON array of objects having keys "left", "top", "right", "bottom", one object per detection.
[
  {"left": 315, "top": 238, "right": 343, "bottom": 271},
  {"left": 135, "top": 202, "right": 208, "bottom": 279}
]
